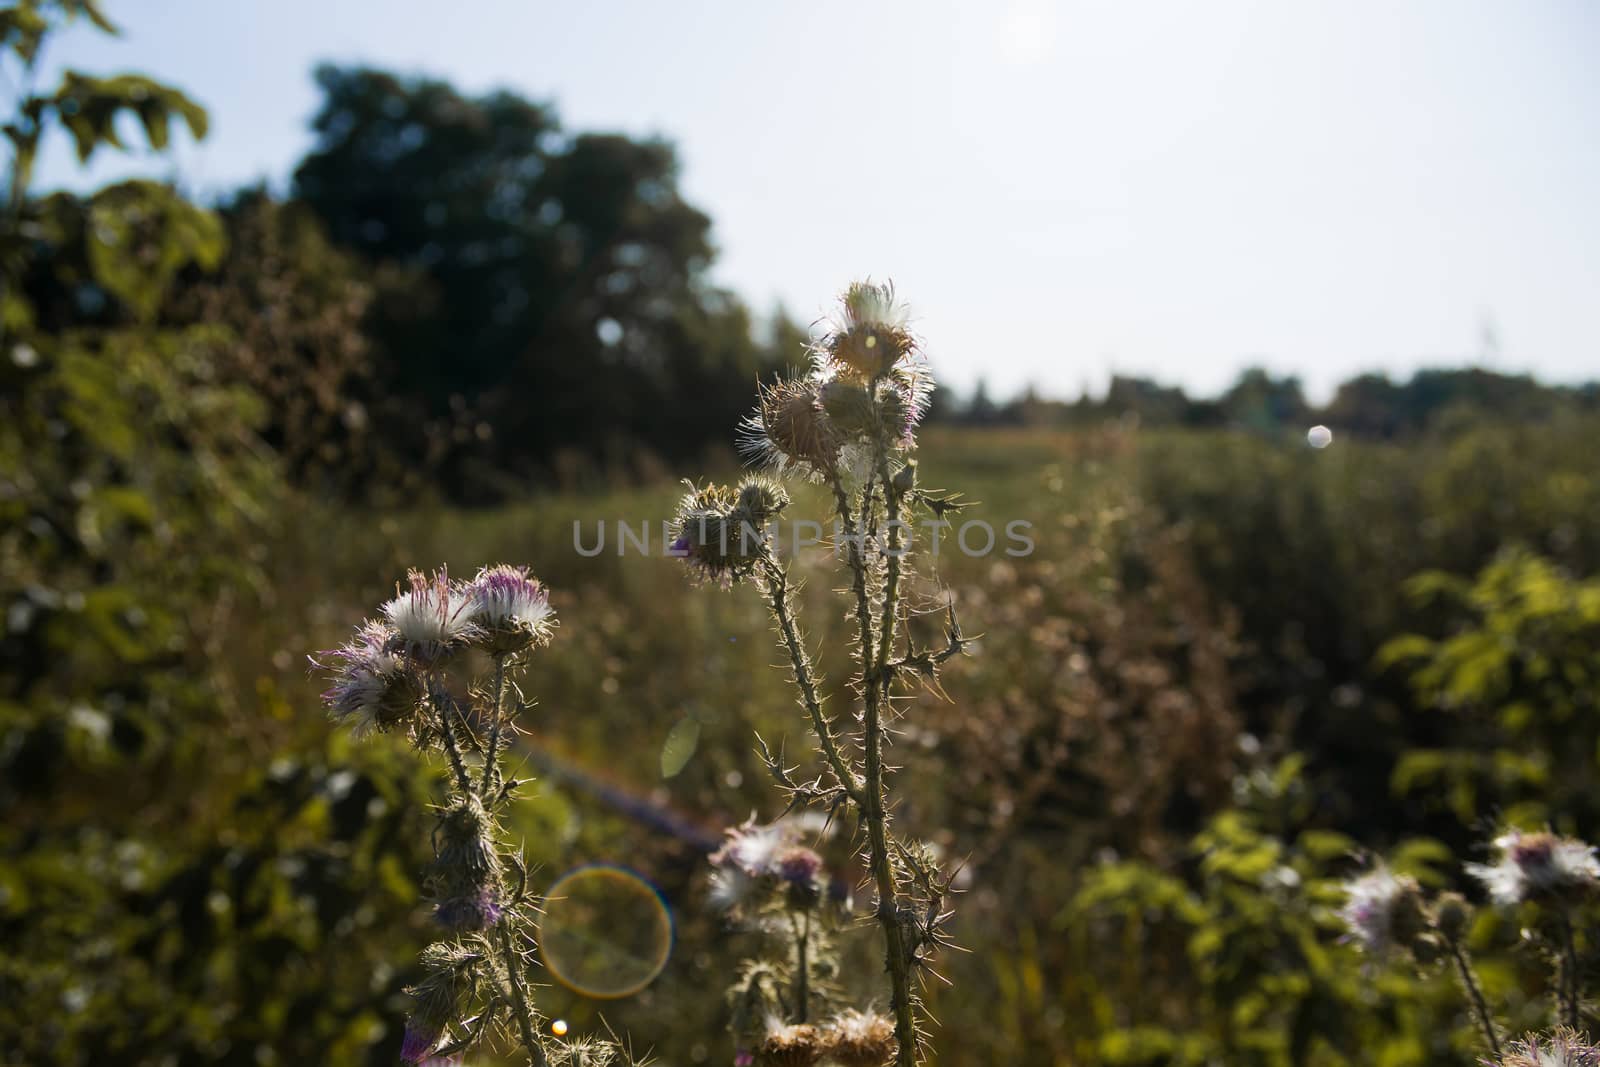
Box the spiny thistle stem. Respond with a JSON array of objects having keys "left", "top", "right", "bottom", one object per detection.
[
  {"left": 872, "top": 461, "right": 909, "bottom": 698},
  {"left": 434, "top": 686, "right": 473, "bottom": 795},
  {"left": 481, "top": 655, "right": 508, "bottom": 795},
  {"left": 1446, "top": 937, "right": 1500, "bottom": 1058},
  {"left": 760, "top": 552, "right": 859, "bottom": 801},
  {"left": 1558, "top": 910, "right": 1581, "bottom": 1030},
  {"left": 863, "top": 692, "right": 917, "bottom": 1067},
  {"left": 794, "top": 910, "right": 811, "bottom": 1024},
  {"left": 499, "top": 923, "right": 549, "bottom": 1067},
  {"left": 828, "top": 458, "right": 919, "bottom": 1066},
  {"left": 832, "top": 481, "right": 879, "bottom": 689}
]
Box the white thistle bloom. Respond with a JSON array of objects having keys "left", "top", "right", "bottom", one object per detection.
[
  {"left": 819, "top": 280, "right": 919, "bottom": 382},
  {"left": 381, "top": 567, "right": 480, "bottom": 665},
  {"left": 1338, "top": 865, "right": 1419, "bottom": 955},
  {"left": 1467, "top": 829, "right": 1600, "bottom": 907},
  {"left": 1493, "top": 1027, "right": 1600, "bottom": 1067},
  {"left": 837, "top": 279, "right": 910, "bottom": 332},
  {"left": 714, "top": 819, "right": 790, "bottom": 877},
  {"left": 466, "top": 564, "right": 555, "bottom": 655}
]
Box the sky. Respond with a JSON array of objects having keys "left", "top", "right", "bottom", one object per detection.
[{"left": 27, "top": 0, "right": 1600, "bottom": 402}]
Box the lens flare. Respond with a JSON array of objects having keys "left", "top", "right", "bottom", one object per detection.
[{"left": 538, "top": 866, "right": 673, "bottom": 999}]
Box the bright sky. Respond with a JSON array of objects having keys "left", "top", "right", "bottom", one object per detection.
[{"left": 29, "top": 0, "right": 1600, "bottom": 401}]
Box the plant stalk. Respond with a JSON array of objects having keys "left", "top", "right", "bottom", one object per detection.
[
  {"left": 481, "top": 655, "right": 507, "bottom": 795},
  {"left": 761, "top": 553, "right": 859, "bottom": 801},
  {"left": 1447, "top": 938, "right": 1500, "bottom": 1058},
  {"left": 498, "top": 922, "right": 549, "bottom": 1067}
]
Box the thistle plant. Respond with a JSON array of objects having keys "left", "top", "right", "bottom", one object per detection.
[
  {"left": 316, "top": 564, "right": 620, "bottom": 1067},
  {"left": 1339, "top": 827, "right": 1600, "bottom": 1064},
  {"left": 673, "top": 281, "right": 968, "bottom": 1066}
]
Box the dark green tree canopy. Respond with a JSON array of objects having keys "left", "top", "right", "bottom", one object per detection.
[{"left": 293, "top": 66, "right": 771, "bottom": 493}]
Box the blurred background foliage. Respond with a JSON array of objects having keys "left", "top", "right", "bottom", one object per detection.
[{"left": 4, "top": 2, "right": 1600, "bottom": 1064}]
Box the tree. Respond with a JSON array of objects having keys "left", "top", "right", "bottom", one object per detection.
[{"left": 293, "top": 66, "right": 777, "bottom": 495}]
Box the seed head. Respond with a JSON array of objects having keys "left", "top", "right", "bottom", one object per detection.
[
  {"left": 821, "top": 281, "right": 917, "bottom": 382},
  {"left": 758, "top": 1020, "right": 824, "bottom": 1067},
  {"left": 824, "top": 1009, "right": 898, "bottom": 1067}
]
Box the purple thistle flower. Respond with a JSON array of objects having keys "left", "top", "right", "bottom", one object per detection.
[
  {"left": 399, "top": 1018, "right": 443, "bottom": 1064},
  {"left": 466, "top": 564, "right": 555, "bottom": 655},
  {"left": 312, "top": 619, "right": 421, "bottom": 734},
  {"left": 734, "top": 1051, "right": 755, "bottom": 1067},
  {"left": 433, "top": 886, "right": 504, "bottom": 932},
  {"left": 775, "top": 846, "right": 824, "bottom": 887}
]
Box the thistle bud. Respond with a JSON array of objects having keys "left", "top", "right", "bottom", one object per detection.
[
  {"left": 433, "top": 883, "right": 504, "bottom": 933},
  {"left": 671, "top": 483, "right": 765, "bottom": 586},
  {"left": 742, "top": 378, "right": 840, "bottom": 476},
  {"left": 434, "top": 794, "right": 500, "bottom": 880},
  {"left": 820, "top": 379, "right": 876, "bottom": 437},
  {"left": 1434, "top": 891, "right": 1472, "bottom": 941},
  {"left": 401, "top": 942, "right": 475, "bottom": 1063},
  {"left": 736, "top": 478, "right": 790, "bottom": 528}
]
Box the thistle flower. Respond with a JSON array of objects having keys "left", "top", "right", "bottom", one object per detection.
[
  {"left": 1338, "top": 865, "right": 1426, "bottom": 956},
  {"left": 775, "top": 846, "right": 825, "bottom": 910},
  {"left": 1468, "top": 830, "right": 1600, "bottom": 907},
  {"left": 741, "top": 377, "right": 840, "bottom": 477},
  {"left": 401, "top": 942, "right": 475, "bottom": 1063},
  {"left": 467, "top": 563, "right": 555, "bottom": 656},
  {"left": 713, "top": 819, "right": 792, "bottom": 878},
  {"left": 400, "top": 1018, "right": 445, "bottom": 1065},
  {"left": 775, "top": 846, "right": 823, "bottom": 887},
  {"left": 1487, "top": 1028, "right": 1600, "bottom": 1066},
  {"left": 819, "top": 280, "right": 917, "bottom": 383},
  {"left": 758, "top": 1019, "right": 824, "bottom": 1067},
  {"left": 433, "top": 884, "right": 504, "bottom": 932},
  {"left": 824, "top": 1009, "right": 898, "bottom": 1067},
  {"left": 314, "top": 619, "right": 423, "bottom": 734},
  {"left": 382, "top": 567, "right": 480, "bottom": 665}
]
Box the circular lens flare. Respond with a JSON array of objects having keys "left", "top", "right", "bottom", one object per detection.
[{"left": 538, "top": 866, "right": 672, "bottom": 999}]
